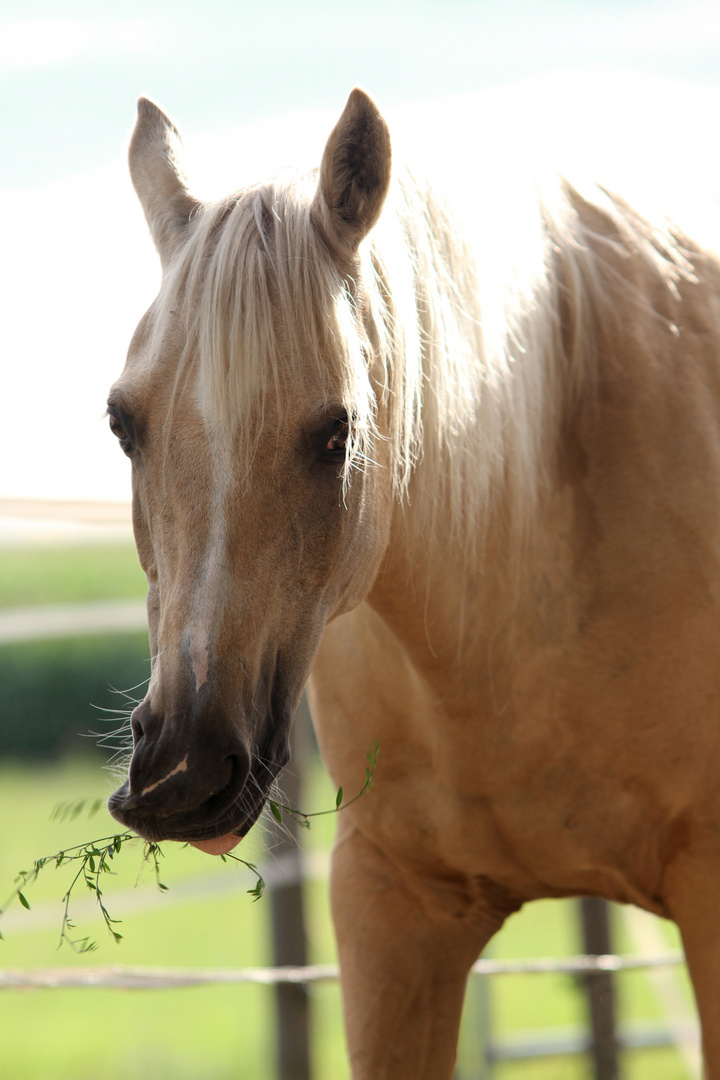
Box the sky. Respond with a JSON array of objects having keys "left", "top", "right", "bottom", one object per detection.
[{"left": 3, "top": 1, "right": 720, "bottom": 503}]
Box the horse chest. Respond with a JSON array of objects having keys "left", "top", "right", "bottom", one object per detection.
[{"left": 311, "top": 588, "right": 711, "bottom": 916}]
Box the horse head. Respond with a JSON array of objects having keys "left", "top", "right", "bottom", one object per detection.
[{"left": 107, "top": 90, "right": 396, "bottom": 852}]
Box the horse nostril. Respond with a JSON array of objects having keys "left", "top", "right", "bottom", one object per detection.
[
  {"left": 131, "top": 713, "right": 144, "bottom": 744},
  {"left": 226, "top": 751, "right": 250, "bottom": 793},
  {"left": 206, "top": 755, "right": 234, "bottom": 797},
  {"left": 207, "top": 752, "right": 247, "bottom": 801},
  {"left": 130, "top": 700, "right": 158, "bottom": 746}
]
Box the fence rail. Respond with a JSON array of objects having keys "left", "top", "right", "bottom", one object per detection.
[
  {"left": 0, "top": 598, "right": 147, "bottom": 643},
  {"left": 0, "top": 950, "right": 685, "bottom": 991},
  {"left": 0, "top": 498, "right": 132, "bottom": 523}
]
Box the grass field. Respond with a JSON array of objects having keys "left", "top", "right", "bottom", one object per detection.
[
  {"left": 0, "top": 544, "right": 146, "bottom": 609},
  {"left": 0, "top": 754, "right": 696, "bottom": 1080},
  {"left": 0, "top": 541, "right": 700, "bottom": 1078}
]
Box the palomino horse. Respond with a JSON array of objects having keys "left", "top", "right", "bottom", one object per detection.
[{"left": 108, "top": 88, "right": 720, "bottom": 1076}]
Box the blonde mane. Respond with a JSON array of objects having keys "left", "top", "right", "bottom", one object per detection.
[{"left": 149, "top": 156, "right": 701, "bottom": 551}]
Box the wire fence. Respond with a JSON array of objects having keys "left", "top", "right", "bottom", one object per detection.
[{"left": 0, "top": 950, "right": 686, "bottom": 991}]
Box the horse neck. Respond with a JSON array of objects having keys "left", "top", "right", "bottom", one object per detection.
[{"left": 366, "top": 458, "right": 537, "bottom": 685}]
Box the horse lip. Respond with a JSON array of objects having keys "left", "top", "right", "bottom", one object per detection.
[{"left": 107, "top": 776, "right": 268, "bottom": 843}]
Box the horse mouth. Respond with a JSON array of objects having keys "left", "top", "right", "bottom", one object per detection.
[{"left": 107, "top": 763, "right": 274, "bottom": 846}]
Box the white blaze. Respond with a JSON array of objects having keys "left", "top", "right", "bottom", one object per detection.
[
  {"left": 187, "top": 439, "right": 234, "bottom": 696},
  {"left": 189, "top": 628, "right": 211, "bottom": 693}
]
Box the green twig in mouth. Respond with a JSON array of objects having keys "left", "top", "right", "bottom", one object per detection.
[{"left": 0, "top": 741, "right": 378, "bottom": 950}]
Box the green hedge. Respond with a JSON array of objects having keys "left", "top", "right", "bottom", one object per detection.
[{"left": 0, "top": 631, "right": 150, "bottom": 759}]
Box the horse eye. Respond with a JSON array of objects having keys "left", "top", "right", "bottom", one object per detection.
[
  {"left": 108, "top": 413, "right": 132, "bottom": 453},
  {"left": 325, "top": 420, "right": 349, "bottom": 455}
]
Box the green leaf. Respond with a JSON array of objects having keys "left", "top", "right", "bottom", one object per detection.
[
  {"left": 335, "top": 787, "right": 343, "bottom": 809},
  {"left": 18, "top": 892, "right": 30, "bottom": 911},
  {"left": 269, "top": 801, "right": 282, "bottom": 824},
  {"left": 248, "top": 876, "right": 265, "bottom": 901}
]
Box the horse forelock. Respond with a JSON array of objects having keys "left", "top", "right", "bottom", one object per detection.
[{"left": 148, "top": 171, "right": 414, "bottom": 494}]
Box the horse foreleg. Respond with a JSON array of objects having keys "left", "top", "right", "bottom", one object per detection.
[
  {"left": 330, "top": 825, "right": 511, "bottom": 1080},
  {"left": 664, "top": 847, "right": 720, "bottom": 1077}
]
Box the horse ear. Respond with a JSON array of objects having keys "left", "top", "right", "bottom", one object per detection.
[
  {"left": 128, "top": 97, "right": 198, "bottom": 268},
  {"left": 312, "top": 88, "right": 392, "bottom": 255}
]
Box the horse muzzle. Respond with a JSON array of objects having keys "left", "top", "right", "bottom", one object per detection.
[{"left": 107, "top": 699, "right": 289, "bottom": 845}]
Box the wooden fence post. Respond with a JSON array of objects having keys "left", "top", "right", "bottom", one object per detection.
[
  {"left": 580, "top": 898, "right": 620, "bottom": 1080},
  {"left": 270, "top": 695, "right": 313, "bottom": 1080}
]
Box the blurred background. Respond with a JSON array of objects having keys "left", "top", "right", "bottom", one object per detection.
[{"left": 1, "top": 1, "right": 718, "bottom": 1077}]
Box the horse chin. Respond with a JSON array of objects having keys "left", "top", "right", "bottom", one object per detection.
[{"left": 187, "top": 833, "right": 243, "bottom": 856}]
